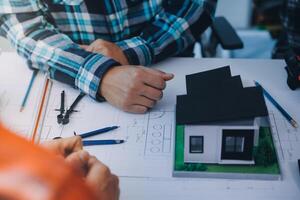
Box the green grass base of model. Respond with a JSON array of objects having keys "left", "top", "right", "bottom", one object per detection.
[{"left": 174, "top": 125, "right": 280, "bottom": 175}]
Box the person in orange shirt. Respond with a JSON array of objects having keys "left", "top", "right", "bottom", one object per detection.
[{"left": 0, "top": 124, "right": 119, "bottom": 200}]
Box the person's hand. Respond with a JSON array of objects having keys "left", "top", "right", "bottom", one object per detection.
[
  {"left": 85, "top": 156, "right": 119, "bottom": 200},
  {"left": 44, "top": 138, "right": 119, "bottom": 200},
  {"left": 100, "top": 65, "right": 174, "bottom": 113},
  {"left": 42, "top": 136, "right": 83, "bottom": 157},
  {"left": 81, "top": 39, "right": 129, "bottom": 65},
  {"left": 64, "top": 151, "right": 120, "bottom": 200}
]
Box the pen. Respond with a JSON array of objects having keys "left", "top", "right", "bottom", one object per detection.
[
  {"left": 255, "top": 81, "right": 298, "bottom": 128},
  {"left": 83, "top": 140, "right": 125, "bottom": 146},
  {"left": 75, "top": 126, "right": 119, "bottom": 139},
  {"left": 53, "top": 137, "right": 125, "bottom": 146},
  {"left": 20, "top": 70, "right": 38, "bottom": 112}
]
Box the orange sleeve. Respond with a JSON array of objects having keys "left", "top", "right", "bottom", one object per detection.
[{"left": 0, "top": 124, "right": 96, "bottom": 200}]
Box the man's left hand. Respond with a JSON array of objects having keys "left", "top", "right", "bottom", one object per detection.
[{"left": 81, "top": 39, "right": 129, "bottom": 65}]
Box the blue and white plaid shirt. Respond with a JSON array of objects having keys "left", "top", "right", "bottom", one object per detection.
[{"left": 0, "top": 0, "right": 216, "bottom": 100}]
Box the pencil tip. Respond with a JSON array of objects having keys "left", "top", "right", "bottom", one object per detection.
[
  {"left": 117, "top": 140, "right": 125, "bottom": 144},
  {"left": 291, "top": 120, "right": 298, "bottom": 128},
  {"left": 19, "top": 107, "right": 24, "bottom": 112}
]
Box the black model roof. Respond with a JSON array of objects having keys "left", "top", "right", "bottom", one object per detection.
[{"left": 176, "top": 66, "right": 268, "bottom": 125}]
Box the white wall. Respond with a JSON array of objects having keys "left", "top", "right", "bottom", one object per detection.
[{"left": 184, "top": 125, "right": 222, "bottom": 163}]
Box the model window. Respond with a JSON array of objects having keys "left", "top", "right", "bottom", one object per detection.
[
  {"left": 225, "top": 136, "right": 244, "bottom": 153},
  {"left": 189, "top": 136, "right": 204, "bottom": 153},
  {"left": 222, "top": 129, "right": 254, "bottom": 160}
]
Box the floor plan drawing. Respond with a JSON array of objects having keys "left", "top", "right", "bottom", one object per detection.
[{"left": 38, "top": 81, "right": 176, "bottom": 178}]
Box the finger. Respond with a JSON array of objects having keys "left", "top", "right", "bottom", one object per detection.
[
  {"left": 140, "top": 85, "right": 163, "bottom": 101},
  {"left": 94, "top": 39, "right": 106, "bottom": 44},
  {"left": 80, "top": 45, "right": 89, "bottom": 50},
  {"left": 126, "top": 105, "right": 148, "bottom": 114},
  {"left": 141, "top": 72, "right": 166, "bottom": 90},
  {"left": 65, "top": 150, "right": 90, "bottom": 176},
  {"left": 162, "top": 73, "right": 174, "bottom": 81},
  {"left": 142, "top": 67, "right": 174, "bottom": 81},
  {"left": 134, "top": 95, "right": 156, "bottom": 108},
  {"left": 59, "top": 136, "right": 83, "bottom": 156},
  {"left": 42, "top": 136, "right": 83, "bottom": 156},
  {"left": 152, "top": 69, "right": 174, "bottom": 81},
  {"left": 111, "top": 175, "right": 120, "bottom": 199},
  {"left": 90, "top": 39, "right": 108, "bottom": 50},
  {"left": 86, "top": 156, "right": 111, "bottom": 185},
  {"left": 89, "top": 46, "right": 111, "bottom": 57},
  {"left": 86, "top": 45, "right": 96, "bottom": 52},
  {"left": 86, "top": 157, "right": 119, "bottom": 200},
  {"left": 111, "top": 175, "right": 119, "bottom": 187},
  {"left": 141, "top": 67, "right": 165, "bottom": 76}
]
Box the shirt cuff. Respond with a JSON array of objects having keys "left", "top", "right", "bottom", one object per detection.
[
  {"left": 116, "top": 37, "right": 153, "bottom": 66},
  {"left": 75, "top": 53, "right": 120, "bottom": 101}
]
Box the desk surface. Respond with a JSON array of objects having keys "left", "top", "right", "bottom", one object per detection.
[{"left": 1, "top": 53, "right": 300, "bottom": 200}]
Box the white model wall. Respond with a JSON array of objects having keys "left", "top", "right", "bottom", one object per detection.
[{"left": 184, "top": 125, "right": 221, "bottom": 164}]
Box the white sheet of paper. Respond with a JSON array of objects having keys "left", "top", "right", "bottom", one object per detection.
[
  {"left": 38, "top": 58, "right": 300, "bottom": 200},
  {"left": 0, "top": 53, "right": 47, "bottom": 139},
  {"left": 39, "top": 80, "right": 175, "bottom": 178}
]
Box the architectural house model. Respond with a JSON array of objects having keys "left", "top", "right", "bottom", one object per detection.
[{"left": 173, "top": 66, "right": 281, "bottom": 180}]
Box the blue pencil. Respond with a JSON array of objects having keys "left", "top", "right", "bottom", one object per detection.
[
  {"left": 255, "top": 81, "right": 298, "bottom": 128},
  {"left": 83, "top": 140, "right": 125, "bottom": 146},
  {"left": 75, "top": 126, "right": 119, "bottom": 139},
  {"left": 20, "top": 70, "right": 38, "bottom": 112}
]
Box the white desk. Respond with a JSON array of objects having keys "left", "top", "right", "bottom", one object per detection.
[{"left": 1, "top": 53, "right": 300, "bottom": 200}]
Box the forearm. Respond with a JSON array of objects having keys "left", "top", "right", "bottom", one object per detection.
[{"left": 0, "top": 12, "right": 119, "bottom": 100}]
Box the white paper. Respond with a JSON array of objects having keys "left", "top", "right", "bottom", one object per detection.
[
  {"left": 38, "top": 57, "right": 300, "bottom": 200},
  {"left": 0, "top": 53, "right": 46, "bottom": 139}
]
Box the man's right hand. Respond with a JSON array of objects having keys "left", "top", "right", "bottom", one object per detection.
[{"left": 100, "top": 65, "right": 174, "bottom": 113}]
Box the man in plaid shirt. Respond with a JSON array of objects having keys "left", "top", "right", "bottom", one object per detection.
[{"left": 0, "top": 0, "right": 216, "bottom": 113}]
